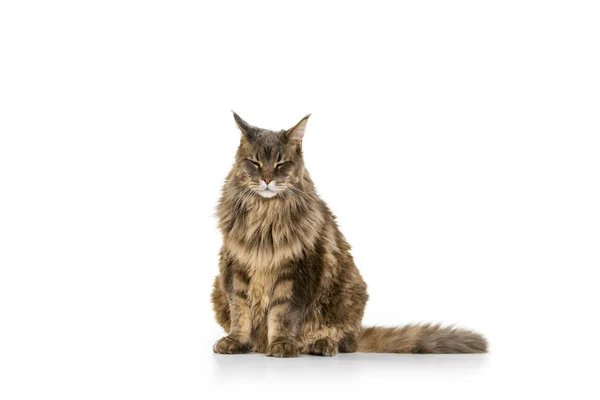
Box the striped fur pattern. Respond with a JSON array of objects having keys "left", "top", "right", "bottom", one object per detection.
[{"left": 211, "top": 113, "right": 487, "bottom": 357}]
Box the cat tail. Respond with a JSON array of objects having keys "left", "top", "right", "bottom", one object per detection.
[{"left": 356, "top": 324, "right": 487, "bottom": 354}]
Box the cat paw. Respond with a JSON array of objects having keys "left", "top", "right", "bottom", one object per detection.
[
  {"left": 309, "top": 338, "right": 338, "bottom": 356},
  {"left": 267, "top": 339, "right": 301, "bottom": 358},
  {"left": 213, "top": 336, "right": 253, "bottom": 354}
]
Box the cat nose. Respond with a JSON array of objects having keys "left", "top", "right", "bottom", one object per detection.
[{"left": 263, "top": 178, "right": 272, "bottom": 184}]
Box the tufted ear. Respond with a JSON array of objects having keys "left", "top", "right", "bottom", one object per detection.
[
  {"left": 286, "top": 114, "right": 310, "bottom": 146},
  {"left": 232, "top": 111, "right": 257, "bottom": 141}
]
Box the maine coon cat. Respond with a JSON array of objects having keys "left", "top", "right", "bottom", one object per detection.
[{"left": 211, "top": 113, "right": 487, "bottom": 357}]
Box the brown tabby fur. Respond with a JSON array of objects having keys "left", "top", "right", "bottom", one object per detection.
[{"left": 211, "top": 113, "right": 487, "bottom": 357}]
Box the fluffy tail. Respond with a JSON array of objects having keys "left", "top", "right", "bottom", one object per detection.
[{"left": 357, "top": 324, "right": 487, "bottom": 354}]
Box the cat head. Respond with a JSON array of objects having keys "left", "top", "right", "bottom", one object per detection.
[{"left": 231, "top": 112, "right": 310, "bottom": 199}]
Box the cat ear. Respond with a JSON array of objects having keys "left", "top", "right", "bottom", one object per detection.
[
  {"left": 232, "top": 111, "right": 257, "bottom": 141},
  {"left": 286, "top": 114, "right": 311, "bottom": 145}
]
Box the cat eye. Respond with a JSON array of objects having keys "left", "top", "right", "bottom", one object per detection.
[
  {"left": 247, "top": 160, "right": 261, "bottom": 168},
  {"left": 275, "top": 161, "right": 290, "bottom": 169}
]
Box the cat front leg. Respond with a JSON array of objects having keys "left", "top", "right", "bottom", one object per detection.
[
  {"left": 266, "top": 276, "right": 303, "bottom": 358},
  {"left": 213, "top": 269, "right": 254, "bottom": 354}
]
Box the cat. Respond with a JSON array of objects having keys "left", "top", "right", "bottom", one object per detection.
[{"left": 211, "top": 113, "right": 487, "bottom": 357}]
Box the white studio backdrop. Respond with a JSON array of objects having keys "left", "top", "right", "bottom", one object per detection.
[{"left": 1, "top": 1, "right": 599, "bottom": 399}]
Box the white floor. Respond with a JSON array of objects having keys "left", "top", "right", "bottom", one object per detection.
[
  {"left": 207, "top": 348, "right": 582, "bottom": 399},
  {"left": 212, "top": 352, "right": 490, "bottom": 386}
]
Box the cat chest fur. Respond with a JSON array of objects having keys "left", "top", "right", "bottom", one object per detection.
[{"left": 223, "top": 199, "right": 323, "bottom": 270}]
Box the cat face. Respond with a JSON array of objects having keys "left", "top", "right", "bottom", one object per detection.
[{"left": 232, "top": 113, "right": 309, "bottom": 199}]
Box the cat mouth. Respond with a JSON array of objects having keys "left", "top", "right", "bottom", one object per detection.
[{"left": 257, "top": 188, "right": 278, "bottom": 198}]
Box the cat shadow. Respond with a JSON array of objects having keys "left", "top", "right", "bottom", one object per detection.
[{"left": 212, "top": 352, "right": 490, "bottom": 381}]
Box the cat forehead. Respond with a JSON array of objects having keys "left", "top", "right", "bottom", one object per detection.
[
  {"left": 254, "top": 129, "right": 286, "bottom": 143},
  {"left": 243, "top": 130, "right": 287, "bottom": 150}
]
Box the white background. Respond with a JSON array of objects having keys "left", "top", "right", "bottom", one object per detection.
[{"left": 1, "top": 1, "right": 599, "bottom": 399}]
